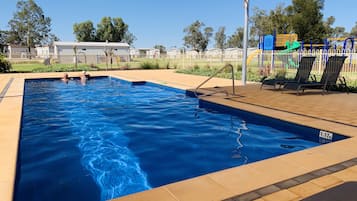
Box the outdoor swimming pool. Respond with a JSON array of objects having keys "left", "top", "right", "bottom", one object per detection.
[{"left": 15, "top": 77, "right": 347, "bottom": 201}]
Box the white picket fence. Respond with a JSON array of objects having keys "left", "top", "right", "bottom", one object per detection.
[{"left": 251, "top": 49, "right": 357, "bottom": 79}]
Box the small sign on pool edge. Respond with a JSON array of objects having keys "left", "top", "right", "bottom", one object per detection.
[{"left": 319, "top": 130, "right": 334, "bottom": 141}]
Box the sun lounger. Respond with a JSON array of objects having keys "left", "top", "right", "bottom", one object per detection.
[
  {"left": 260, "top": 56, "right": 316, "bottom": 89},
  {"left": 284, "top": 55, "right": 347, "bottom": 94}
]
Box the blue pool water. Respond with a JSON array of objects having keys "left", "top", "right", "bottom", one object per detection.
[{"left": 16, "top": 77, "right": 346, "bottom": 201}]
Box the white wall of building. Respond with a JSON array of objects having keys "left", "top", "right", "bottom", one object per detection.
[
  {"left": 8, "top": 45, "right": 36, "bottom": 59},
  {"left": 53, "top": 41, "right": 130, "bottom": 64},
  {"left": 129, "top": 48, "right": 160, "bottom": 58}
]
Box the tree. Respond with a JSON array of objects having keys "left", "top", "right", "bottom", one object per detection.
[
  {"left": 73, "top": 21, "right": 96, "bottom": 42},
  {"left": 0, "top": 56, "right": 12, "bottom": 72},
  {"left": 227, "top": 27, "right": 244, "bottom": 48},
  {"left": 215, "top": 27, "right": 226, "bottom": 61},
  {"left": 269, "top": 4, "right": 291, "bottom": 34},
  {"left": 0, "top": 30, "right": 9, "bottom": 45},
  {"left": 154, "top": 45, "right": 166, "bottom": 54},
  {"left": 96, "top": 17, "right": 114, "bottom": 41},
  {"left": 112, "top": 17, "right": 128, "bottom": 41},
  {"left": 249, "top": 7, "right": 272, "bottom": 42},
  {"left": 74, "top": 17, "right": 135, "bottom": 44},
  {"left": 0, "top": 31, "right": 5, "bottom": 44},
  {"left": 122, "top": 31, "right": 136, "bottom": 45},
  {"left": 86, "top": 17, "right": 134, "bottom": 67},
  {"left": 331, "top": 27, "right": 348, "bottom": 38},
  {"left": 215, "top": 27, "right": 227, "bottom": 50},
  {"left": 183, "top": 20, "right": 213, "bottom": 52},
  {"left": 350, "top": 22, "right": 357, "bottom": 37},
  {"left": 286, "top": 0, "right": 326, "bottom": 42},
  {"left": 0, "top": 31, "right": 9, "bottom": 55},
  {"left": 8, "top": 0, "right": 56, "bottom": 58},
  {"left": 324, "top": 16, "right": 335, "bottom": 38},
  {"left": 96, "top": 17, "right": 128, "bottom": 42}
]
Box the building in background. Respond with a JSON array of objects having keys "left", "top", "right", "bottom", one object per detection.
[
  {"left": 52, "top": 41, "right": 130, "bottom": 64},
  {"left": 130, "top": 48, "right": 160, "bottom": 59},
  {"left": 7, "top": 45, "right": 36, "bottom": 59}
]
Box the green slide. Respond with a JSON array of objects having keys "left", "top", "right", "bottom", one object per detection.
[
  {"left": 280, "top": 41, "right": 301, "bottom": 54},
  {"left": 279, "top": 41, "right": 301, "bottom": 68}
]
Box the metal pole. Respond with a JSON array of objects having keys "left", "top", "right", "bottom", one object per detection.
[
  {"left": 242, "top": 0, "right": 249, "bottom": 85},
  {"left": 27, "top": 20, "right": 31, "bottom": 59}
]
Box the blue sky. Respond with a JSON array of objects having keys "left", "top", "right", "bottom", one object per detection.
[{"left": 1, "top": 0, "right": 356, "bottom": 48}]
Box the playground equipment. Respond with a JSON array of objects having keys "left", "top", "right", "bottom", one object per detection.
[
  {"left": 308, "top": 37, "right": 355, "bottom": 66},
  {"left": 278, "top": 41, "right": 301, "bottom": 68},
  {"left": 250, "top": 32, "right": 355, "bottom": 73},
  {"left": 250, "top": 33, "right": 301, "bottom": 71},
  {"left": 247, "top": 49, "right": 262, "bottom": 64},
  {"left": 280, "top": 41, "right": 301, "bottom": 54}
]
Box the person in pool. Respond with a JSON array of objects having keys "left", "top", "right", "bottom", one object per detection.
[
  {"left": 61, "top": 73, "right": 70, "bottom": 84},
  {"left": 79, "top": 71, "right": 90, "bottom": 85}
]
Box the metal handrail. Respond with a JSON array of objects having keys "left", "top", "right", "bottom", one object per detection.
[{"left": 194, "top": 64, "right": 236, "bottom": 97}]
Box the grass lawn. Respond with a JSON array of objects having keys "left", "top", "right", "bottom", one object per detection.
[
  {"left": 5, "top": 58, "right": 357, "bottom": 91},
  {"left": 10, "top": 63, "right": 129, "bottom": 73}
]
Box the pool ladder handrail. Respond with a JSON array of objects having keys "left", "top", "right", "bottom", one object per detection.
[{"left": 194, "top": 64, "right": 236, "bottom": 97}]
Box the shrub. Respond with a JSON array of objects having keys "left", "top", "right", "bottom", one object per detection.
[
  {"left": 89, "top": 64, "right": 99, "bottom": 70},
  {"left": 140, "top": 61, "right": 159, "bottom": 69},
  {"left": 274, "top": 68, "right": 286, "bottom": 79},
  {"left": 50, "top": 58, "right": 59, "bottom": 64},
  {"left": 0, "top": 56, "right": 12, "bottom": 72},
  {"left": 236, "top": 64, "right": 242, "bottom": 71},
  {"left": 193, "top": 64, "right": 200, "bottom": 71}
]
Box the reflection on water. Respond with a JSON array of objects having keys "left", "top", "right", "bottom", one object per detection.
[{"left": 230, "top": 116, "right": 248, "bottom": 163}]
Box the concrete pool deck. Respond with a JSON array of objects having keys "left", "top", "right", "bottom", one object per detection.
[{"left": 0, "top": 69, "right": 356, "bottom": 201}]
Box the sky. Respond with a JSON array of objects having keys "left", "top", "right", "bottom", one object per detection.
[{"left": 1, "top": 0, "right": 356, "bottom": 48}]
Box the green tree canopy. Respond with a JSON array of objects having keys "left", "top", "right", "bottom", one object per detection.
[
  {"left": 350, "top": 22, "right": 357, "bottom": 37},
  {"left": 183, "top": 20, "right": 213, "bottom": 52},
  {"left": 96, "top": 17, "right": 128, "bottom": 42},
  {"left": 269, "top": 4, "right": 291, "bottom": 34},
  {"left": 227, "top": 27, "right": 244, "bottom": 48},
  {"left": 0, "top": 30, "right": 9, "bottom": 45},
  {"left": 331, "top": 27, "right": 348, "bottom": 38},
  {"left": 249, "top": 7, "right": 272, "bottom": 40},
  {"left": 96, "top": 17, "right": 115, "bottom": 42},
  {"left": 248, "top": 0, "right": 345, "bottom": 46},
  {"left": 7, "top": 0, "right": 56, "bottom": 47},
  {"left": 153, "top": 45, "right": 166, "bottom": 54},
  {"left": 73, "top": 17, "right": 135, "bottom": 45},
  {"left": 121, "top": 32, "right": 136, "bottom": 45},
  {"left": 324, "top": 16, "right": 336, "bottom": 37},
  {"left": 214, "top": 26, "right": 227, "bottom": 50},
  {"left": 286, "top": 0, "right": 326, "bottom": 42},
  {"left": 73, "top": 21, "right": 96, "bottom": 42}
]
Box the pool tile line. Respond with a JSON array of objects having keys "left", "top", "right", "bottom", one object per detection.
[
  {"left": 0, "top": 78, "right": 14, "bottom": 103},
  {"left": 222, "top": 157, "right": 357, "bottom": 201}
]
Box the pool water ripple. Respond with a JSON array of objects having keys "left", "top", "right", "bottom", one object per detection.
[{"left": 65, "top": 96, "right": 151, "bottom": 200}]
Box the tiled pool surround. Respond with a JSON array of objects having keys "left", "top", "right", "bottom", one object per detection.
[
  {"left": 223, "top": 158, "right": 357, "bottom": 201},
  {"left": 0, "top": 70, "right": 356, "bottom": 201}
]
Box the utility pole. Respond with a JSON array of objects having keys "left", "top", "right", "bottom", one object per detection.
[
  {"left": 242, "top": 0, "right": 249, "bottom": 85},
  {"left": 27, "top": 20, "right": 31, "bottom": 59}
]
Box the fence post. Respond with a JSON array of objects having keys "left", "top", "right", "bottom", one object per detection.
[
  {"left": 270, "top": 50, "right": 275, "bottom": 73},
  {"left": 318, "top": 49, "right": 323, "bottom": 74}
]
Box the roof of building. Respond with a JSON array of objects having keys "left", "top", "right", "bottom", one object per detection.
[{"left": 53, "top": 41, "right": 130, "bottom": 48}]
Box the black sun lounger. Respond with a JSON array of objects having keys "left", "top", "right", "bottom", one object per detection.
[
  {"left": 284, "top": 55, "right": 347, "bottom": 94},
  {"left": 260, "top": 56, "right": 316, "bottom": 89}
]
